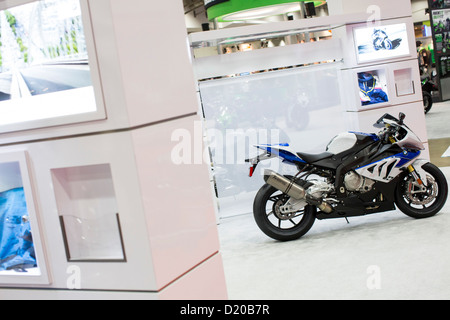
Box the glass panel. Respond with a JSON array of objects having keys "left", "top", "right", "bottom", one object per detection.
[
  {"left": 199, "top": 64, "right": 347, "bottom": 217},
  {"left": 51, "top": 164, "right": 125, "bottom": 262},
  {"left": 0, "top": 162, "right": 39, "bottom": 274}
]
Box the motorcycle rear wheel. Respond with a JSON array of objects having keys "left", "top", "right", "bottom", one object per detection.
[
  {"left": 253, "top": 184, "right": 316, "bottom": 241},
  {"left": 395, "top": 163, "right": 448, "bottom": 219},
  {"left": 423, "top": 91, "right": 433, "bottom": 114}
]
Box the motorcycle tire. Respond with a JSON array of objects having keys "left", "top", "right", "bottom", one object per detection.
[
  {"left": 395, "top": 163, "right": 448, "bottom": 219},
  {"left": 383, "top": 39, "right": 393, "bottom": 50},
  {"left": 423, "top": 91, "right": 433, "bottom": 114},
  {"left": 253, "top": 183, "right": 316, "bottom": 241}
]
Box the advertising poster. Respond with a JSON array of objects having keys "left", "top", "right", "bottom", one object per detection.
[
  {"left": 358, "top": 70, "right": 389, "bottom": 106},
  {"left": 432, "top": 9, "right": 450, "bottom": 54},
  {"left": 0, "top": 161, "right": 37, "bottom": 274},
  {"left": 439, "top": 55, "right": 450, "bottom": 78},
  {"left": 430, "top": 0, "right": 450, "bottom": 9},
  {"left": 354, "top": 23, "right": 410, "bottom": 63}
]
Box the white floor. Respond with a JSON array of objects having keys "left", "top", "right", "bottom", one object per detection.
[{"left": 217, "top": 102, "right": 450, "bottom": 300}]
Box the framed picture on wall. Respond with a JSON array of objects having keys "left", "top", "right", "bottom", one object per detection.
[
  {"left": 353, "top": 23, "right": 411, "bottom": 64},
  {"left": 0, "top": 151, "right": 50, "bottom": 285}
]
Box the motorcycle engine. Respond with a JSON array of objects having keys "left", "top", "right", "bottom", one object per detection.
[{"left": 344, "top": 171, "right": 375, "bottom": 193}]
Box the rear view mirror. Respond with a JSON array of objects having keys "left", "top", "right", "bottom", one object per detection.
[{"left": 399, "top": 112, "right": 406, "bottom": 125}]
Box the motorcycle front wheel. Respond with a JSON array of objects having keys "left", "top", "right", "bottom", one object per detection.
[
  {"left": 395, "top": 163, "right": 448, "bottom": 219},
  {"left": 253, "top": 184, "right": 316, "bottom": 241}
]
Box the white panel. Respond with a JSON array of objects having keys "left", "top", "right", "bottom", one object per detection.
[
  {"left": 193, "top": 39, "right": 343, "bottom": 80},
  {"left": 109, "top": 0, "right": 199, "bottom": 126},
  {"left": 327, "top": 0, "right": 413, "bottom": 19},
  {"left": 131, "top": 115, "right": 221, "bottom": 290},
  {"left": 159, "top": 253, "right": 228, "bottom": 300}
]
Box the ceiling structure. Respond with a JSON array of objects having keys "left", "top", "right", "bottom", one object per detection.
[
  {"left": 183, "top": 0, "right": 205, "bottom": 14},
  {"left": 183, "top": 0, "right": 328, "bottom": 31}
]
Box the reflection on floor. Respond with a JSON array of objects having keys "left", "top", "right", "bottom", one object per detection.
[{"left": 218, "top": 102, "right": 450, "bottom": 300}]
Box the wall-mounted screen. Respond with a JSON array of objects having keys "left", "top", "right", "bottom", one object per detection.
[
  {"left": 354, "top": 23, "right": 410, "bottom": 64},
  {"left": 0, "top": 0, "right": 104, "bottom": 133}
]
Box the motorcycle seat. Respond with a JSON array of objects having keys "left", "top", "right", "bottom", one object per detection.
[{"left": 297, "top": 152, "right": 334, "bottom": 163}]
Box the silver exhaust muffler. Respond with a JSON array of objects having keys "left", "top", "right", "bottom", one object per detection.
[
  {"left": 263, "top": 169, "right": 333, "bottom": 213},
  {"left": 264, "top": 169, "right": 306, "bottom": 200}
]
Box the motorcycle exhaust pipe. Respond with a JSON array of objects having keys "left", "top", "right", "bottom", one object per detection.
[
  {"left": 264, "top": 169, "right": 333, "bottom": 213},
  {"left": 264, "top": 169, "right": 306, "bottom": 200}
]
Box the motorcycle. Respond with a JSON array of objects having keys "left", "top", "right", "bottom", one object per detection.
[
  {"left": 373, "top": 29, "right": 393, "bottom": 51},
  {"left": 246, "top": 113, "right": 448, "bottom": 241},
  {"left": 421, "top": 72, "right": 438, "bottom": 114}
]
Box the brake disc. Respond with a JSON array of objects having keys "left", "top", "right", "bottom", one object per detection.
[{"left": 405, "top": 174, "right": 438, "bottom": 205}]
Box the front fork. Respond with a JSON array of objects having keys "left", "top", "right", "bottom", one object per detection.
[
  {"left": 408, "top": 165, "right": 424, "bottom": 186},
  {"left": 387, "top": 132, "right": 428, "bottom": 187},
  {"left": 406, "top": 162, "right": 429, "bottom": 193}
]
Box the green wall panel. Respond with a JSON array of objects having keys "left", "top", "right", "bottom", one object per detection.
[{"left": 207, "top": 0, "right": 325, "bottom": 21}]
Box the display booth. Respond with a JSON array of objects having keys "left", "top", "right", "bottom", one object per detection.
[
  {"left": 190, "top": 0, "right": 428, "bottom": 218},
  {"left": 427, "top": 0, "right": 450, "bottom": 101},
  {"left": 0, "top": 0, "right": 227, "bottom": 299}
]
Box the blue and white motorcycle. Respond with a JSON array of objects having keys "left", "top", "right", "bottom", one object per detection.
[{"left": 246, "top": 113, "right": 448, "bottom": 241}]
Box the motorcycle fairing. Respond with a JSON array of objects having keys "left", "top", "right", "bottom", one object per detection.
[
  {"left": 245, "top": 144, "right": 304, "bottom": 177},
  {"left": 356, "top": 150, "right": 421, "bottom": 183},
  {"left": 313, "top": 133, "right": 382, "bottom": 170},
  {"left": 253, "top": 144, "right": 306, "bottom": 164},
  {"left": 251, "top": 133, "right": 421, "bottom": 190}
]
